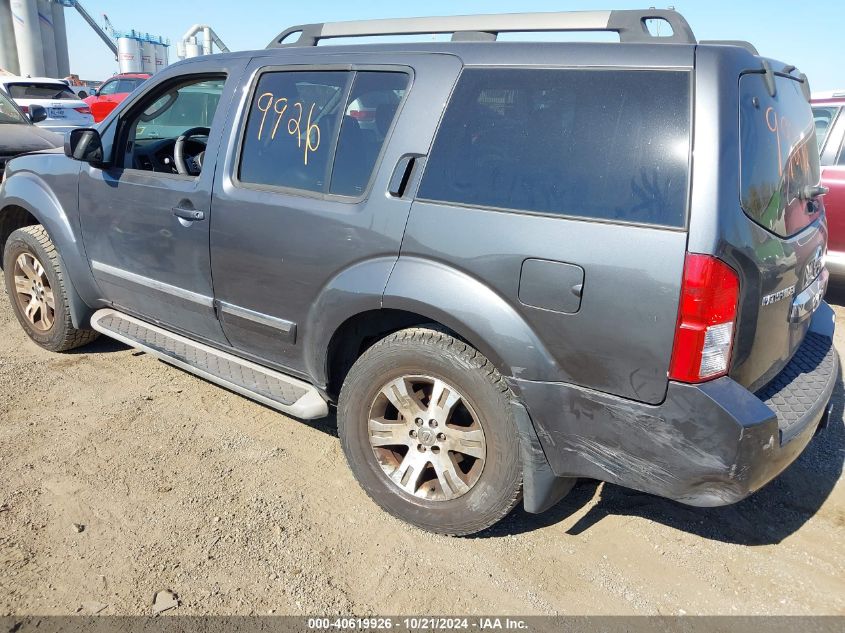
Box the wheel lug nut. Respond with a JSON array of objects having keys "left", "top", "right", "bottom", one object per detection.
[
  {"left": 437, "top": 432, "right": 446, "bottom": 441},
  {"left": 428, "top": 419, "right": 438, "bottom": 427},
  {"left": 414, "top": 418, "right": 423, "bottom": 426},
  {"left": 409, "top": 429, "right": 417, "bottom": 438}
]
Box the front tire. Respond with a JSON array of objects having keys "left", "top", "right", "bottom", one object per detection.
[
  {"left": 338, "top": 328, "right": 522, "bottom": 536},
  {"left": 3, "top": 225, "right": 99, "bottom": 352}
]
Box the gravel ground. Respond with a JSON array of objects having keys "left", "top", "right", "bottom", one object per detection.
[{"left": 0, "top": 288, "right": 843, "bottom": 616}]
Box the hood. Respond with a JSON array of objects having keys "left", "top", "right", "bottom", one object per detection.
[{"left": 0, "top": 123, "right": 63, "bottom": 156}]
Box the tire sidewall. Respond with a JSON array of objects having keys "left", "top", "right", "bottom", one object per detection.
[
  {"left": 339, "top": 334, "right": 522, "bottom": 534},
  {"left": 3, "top": 228, "right": 69, "bottom": 349}
]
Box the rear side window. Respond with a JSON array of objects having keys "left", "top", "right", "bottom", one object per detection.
[
  {"left": 117, "top": 79, "right": 145, "bottom": 94},
  {"left": 238, "top": 70, "right": 408, "bottom": 196},
  {"left": 813, "top": 106, "right": 839, "bottom": 149},
  {"left": 740, "top": 74, "right": 821, "bottom": 237},
  {"left": 417, "top": 68, "right": 691, "bottom": 227},
  {"left": 7, "top": 83, "right": 77, "bottom": 100}
]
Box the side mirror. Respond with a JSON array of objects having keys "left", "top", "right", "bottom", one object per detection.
[
  {"left": 28, "top": 104, "right": 47, "bottom": 123},
  {"left": 64, "top": 128, "right": 106, "bottom": 166}
]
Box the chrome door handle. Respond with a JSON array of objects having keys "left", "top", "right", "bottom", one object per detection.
[{"left": 172, "top": 207, "right": 205, "bottom": 221}]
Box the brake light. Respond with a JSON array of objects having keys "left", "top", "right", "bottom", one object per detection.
[
  {"left": 19, "top": 105, "right": 28, "bottom": 114},
  {"left": 74, "top": 106, "right": 91, "bottom": 115},
  {"left": 669, "top": 253, "right": 740, "bottom": 383}
]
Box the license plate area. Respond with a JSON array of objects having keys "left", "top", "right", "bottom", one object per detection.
[{"left": 48, "top": 107, "right": 65, "bottom": 118}]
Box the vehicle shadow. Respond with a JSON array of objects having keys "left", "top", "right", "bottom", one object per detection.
[{"left": 482, "top": 370, "right": 844, "bottom": 545}]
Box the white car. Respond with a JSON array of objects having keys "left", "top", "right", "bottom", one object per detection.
[{"left": 0, "top": 77, "right": 94, "bottom": 135}]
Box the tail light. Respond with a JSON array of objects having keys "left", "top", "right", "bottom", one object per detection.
[
  {"left": 19, "top": 105, "right": 29, "bottom": 114},
  {"left": 669, "top": 253, "right": 740, "bottom": 383},
  {"left": 74, "top": 106, "right": 91, "bottom": 115}
]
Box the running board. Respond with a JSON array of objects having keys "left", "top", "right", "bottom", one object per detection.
[{"left": 90, "top": 309, "right": 328, "bottom": 419}]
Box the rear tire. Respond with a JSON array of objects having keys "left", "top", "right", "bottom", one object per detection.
[
  {"left": 3, "top": 225, "right": 99, "bottom": 352},
  {"left": 338, "top": 327, "right": 522, "bottom": 536}
]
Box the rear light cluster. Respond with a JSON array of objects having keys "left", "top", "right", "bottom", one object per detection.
[
  {"left": 669, "top": 253, "right": 740, "bottom": 383},
  {"left": 74, "top": 106, "right": 92, "bottom": 115},
  {"left": 19, "top": 105, "right": 28, "bottom": 114}
]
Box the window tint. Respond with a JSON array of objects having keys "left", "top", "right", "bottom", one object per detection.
[
  {"left": 239, "top": 71, "right": 408, "bottom": 196},
  {"left": 740, "top": 74, "right": 820, "bottom": 236},
  {"left": 239, "top": 71, "right": 349, "bottom": 193},
  {"left": 98, "top": 80, "right": 118, "bottom": 95},
  {"left": 417, "top": 68, "right": 691, "bottom": 227},
  {"left": 813, "top": 106, "right": 839, "bottom": 149},
  {"left": 8, "top": 82, "right": 77, "bottom": 100},
  {"left": 117, "top": 78, "right": 145, "bottom": 94},
  {"left": 330, "top": 72, "right": 408, "bottom": 196}
]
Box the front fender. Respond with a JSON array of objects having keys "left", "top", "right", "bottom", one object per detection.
[
  {"left": 382, "top": 257, "right": 560, "bottom": 382},
  {"left": 1, "top": 163, "right": 101, "bottom": 327}
]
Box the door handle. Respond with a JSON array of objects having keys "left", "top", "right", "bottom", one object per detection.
[
  {"left": 172, "top": 207, "right": 205, "bottom": 221},
  {"left": 388, "top": 154, "right": 424, "bottom": 198}
]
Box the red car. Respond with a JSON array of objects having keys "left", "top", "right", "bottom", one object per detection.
[
  {"left": 813, "top": 91, "right": 845, "bottom": 279},
  {"left": 83, "top": 73, "right": 150, "bottom": 122}
]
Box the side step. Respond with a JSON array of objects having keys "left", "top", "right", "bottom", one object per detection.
[{"left": 90, "top": 309, "right": 329, "bottom": 419}]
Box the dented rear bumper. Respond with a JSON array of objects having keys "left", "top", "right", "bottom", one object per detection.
[{"left": 512, "top": 302, "right": 838, "bottom": 507}]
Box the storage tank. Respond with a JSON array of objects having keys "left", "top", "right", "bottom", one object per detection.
[
  {"left": 0, "top": 0, "right": 21, "bottom": 74},
  {"left": 153, "top": 41, "right": 167, "bottom": 73},
  {"left": 36, "top": 0, "right": 58, "bottom": 78},
  {"left": 184, "top": 37, "right": 202, "bottom": 59},
  {"left": 140, "top": 38, "right": 156, "bottom": 74},
  {"left": 10, "top": 0, "right": 45, "bottom": 77},
  {"left": 117, "top": 36, "right": 142, "bottom": 74},
  {"left": 51, "top": 0, "right": 69, "bottom": 77}
]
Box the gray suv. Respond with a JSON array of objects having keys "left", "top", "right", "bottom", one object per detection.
[{"left": 0, "top": 9, "right": 837, "bottom": 535}]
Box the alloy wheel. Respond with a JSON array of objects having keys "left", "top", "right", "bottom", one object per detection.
[
  {"left": 367, "top": 375, "right": 487, "bottom": 501},
  {"left": 12, "top": 252, "right": 55, "bottom": 331}
]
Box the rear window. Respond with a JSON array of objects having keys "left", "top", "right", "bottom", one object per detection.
[
  {"left": 417, "top": 68, "right": 691, "bottom": 227},
  {"left": 7, "top": 83, "right": 77, "bottom": 100},
  {"left": 740, "top": 74, "right": 821, "bottom": 237}
]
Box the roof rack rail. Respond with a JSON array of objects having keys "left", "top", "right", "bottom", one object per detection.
[
  {"left": 700, "top": 40, "right": 759, "bottom": 56},
  {"left": 266, "top": 9, "right": 697, "bottom": 49}
]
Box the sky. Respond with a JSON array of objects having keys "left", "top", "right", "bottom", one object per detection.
[{"left": 63, "top": 0, "right": 845, "bottom": 91}]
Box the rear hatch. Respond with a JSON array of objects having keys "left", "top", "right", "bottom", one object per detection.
[
  {"left": 6, "top": 81, "right": 93, "bottom": 127},
  {"left": 730, "top": 69, "right": 827, "bottom": 391}
]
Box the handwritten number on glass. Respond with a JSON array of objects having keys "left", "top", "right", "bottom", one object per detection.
[{"left": 256, "top": 92, "right": 321, "bottom": 165}]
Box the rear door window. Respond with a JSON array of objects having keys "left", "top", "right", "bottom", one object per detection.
[
  {"left": 740, "top": 74, "right": 821, "bottom": 237},
  {"left": 416, "top": 68, "right": 691, "bottom": 227},
  {"left": 238, "top": 70, "right": 408, "bottom": 196}
]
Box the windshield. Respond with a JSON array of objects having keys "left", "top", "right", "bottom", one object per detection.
[
  {"left": 0, "top": 91, "right": 27, "bottom": 124},
  {"left": 740, "top": 73, "right": 821, "bottom": 237},
  {"left": 7, "top": 82, "right": 77, "bottom": 100}
]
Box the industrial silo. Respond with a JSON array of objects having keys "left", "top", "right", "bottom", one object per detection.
[
  {"left": 184, "top": 37, "right": 202, "bottom": 59},
  {"left": 140, "top": 37, "right": 156, "bottom": 74},
  {"left": 0, "top": 0, "right": 21, "bottom": 74},
  {"left": 10, "top": 0, "right": 45, "bottom": 77},
  {"left": 51, "top": 0, "right": 69, "bottom": 77},
  {"left": 36, "top": 0, "right": 58, "bottom": 77},
  {"left": 152, "top": 39, "right": 167, "bottom": 73},
  {"left": 117, "top": 35, "right": 142, "bottom": 74}
]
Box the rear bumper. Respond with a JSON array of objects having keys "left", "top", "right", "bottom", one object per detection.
[{"left": 512, "top": 302, "right": 838, "bottom": 507}]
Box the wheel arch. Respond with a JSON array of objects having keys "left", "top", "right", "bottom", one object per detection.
[{"left": 1, "top": 172, "right": 100, "bottom": 328}]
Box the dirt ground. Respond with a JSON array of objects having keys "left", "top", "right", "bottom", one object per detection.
[{"left": 1, "top": 288, "right": 844, "bottom": 617}]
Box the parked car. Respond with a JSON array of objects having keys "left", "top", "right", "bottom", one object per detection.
[
  {"left": 84, "top": 73, "right": 151, "bottom": 122},
  {"left": 812, "top": 91, "right": 845, "bottom": 279},
  {"left": 0, "top": 9, "right": 836, "bottom": 536},
  {"left": 0, "top": 90, "right": 62, "bottom": 173},
  {"left": 0, "top": 77, "right": 94, "bottom": 135}
]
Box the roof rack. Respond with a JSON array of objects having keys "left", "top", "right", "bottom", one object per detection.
[
  {"left": 699, "top": 40, "right": 759, "bottom": 56},
  {"left": 266, "top": 9, "right": 697, "bottom": 49}
]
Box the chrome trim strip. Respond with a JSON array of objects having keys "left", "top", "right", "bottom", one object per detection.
[
  {"left": 790, "top": 268, "right": 829, "bottom": 323},
  {"left": 91, "top": 261, "right": 214, "bottom": 307},
  {"left": 218, "top": 301, "right": 296, "bottom": 335}
]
